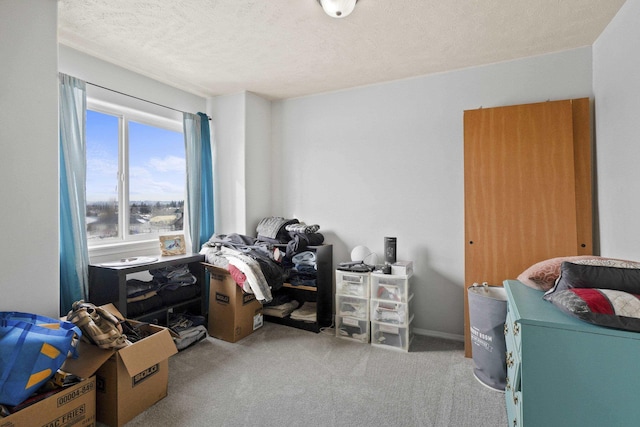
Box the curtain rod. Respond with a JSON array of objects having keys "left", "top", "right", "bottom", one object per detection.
[{"left": 86, "top": 81, "right": 211, "bottom": 120}]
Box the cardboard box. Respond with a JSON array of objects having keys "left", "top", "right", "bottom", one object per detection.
[
  {"left": 60, "top": 304, "right": 178, "bottom": 427},
  {"left": 204, "top": 264, "right": 264, "bottom": 343},
  {"left": 1, "top": 376, "right": 97, "bottom": 427}
]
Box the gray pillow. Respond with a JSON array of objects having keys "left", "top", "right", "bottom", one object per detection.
[{"left": 545, "top": 261, "right": 640, "bottom": 298}]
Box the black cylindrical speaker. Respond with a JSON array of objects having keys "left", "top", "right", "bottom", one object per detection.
[{"left": 384, "top": 237, "right": 397, "bottom": 264}]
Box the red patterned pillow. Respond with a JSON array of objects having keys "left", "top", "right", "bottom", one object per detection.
[
  {"left": 517, "top": 256, "right": 599, "bottom": 291},
  {"left": 544, "top": 288, "right": 640, "bottom": 332}
]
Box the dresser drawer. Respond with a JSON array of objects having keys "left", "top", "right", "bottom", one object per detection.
[
  {"left": 504, "top": 306, "right": 522, "bottom": 353},
  {"left": 505, "top": 306, "right": 522, "bottom": 427},
  {"left": 506, "top": 388, "right": 523, "bottom": 427},
  {"left": 505, "top": 346, "right": 522, "bottom": 427}
]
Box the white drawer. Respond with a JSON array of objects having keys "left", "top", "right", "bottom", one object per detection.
[
  {"left": 370, "top": 273, "right": 411, "bottom": 302},
  {"left": 336, "top": 315, "right": 370, "bottom": 343},
  {"left": 336, "top": 295, "right": 369, "bottom": 320},
  {"left": 371, "top": 317, "right": 414, "bottom": 351},
  {"left": 336, "top": 270, "right": 370, "bottom": 297},
  {"left": 370, "top": 294, "right": 413, "bottom": 325}
]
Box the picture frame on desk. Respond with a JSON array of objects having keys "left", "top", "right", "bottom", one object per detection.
[{"left": 159, "top": 234, "right": 186, "bottom": 256}]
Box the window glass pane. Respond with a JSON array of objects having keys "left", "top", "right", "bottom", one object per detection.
[
  {"left": 86, "top": 110, "right": 119, "bottom": 241},
  {"left": 128, "top": 121, "right": 185, "bottom": 236}
]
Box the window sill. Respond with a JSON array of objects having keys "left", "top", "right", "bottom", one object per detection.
[{"left": 89, "top": 239, "right": 162, "bottom": 265}]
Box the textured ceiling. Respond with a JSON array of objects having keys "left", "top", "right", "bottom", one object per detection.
[{"left": 57, "top": 0, "right": 627, "bottom": 100}]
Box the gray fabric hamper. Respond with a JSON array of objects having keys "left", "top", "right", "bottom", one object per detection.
[{"left": 468, "top": 283, "right": 508, "bottom": 391}]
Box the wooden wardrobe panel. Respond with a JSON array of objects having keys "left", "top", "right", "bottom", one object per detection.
[
  {"left": 464, "top": 100, "right": 579, "bottom": 279},
  {"left": 463, "top": 99, "right": 592, "bottom": 357},
  {"left": 572, "top": 98, "right": 593, "bottom": 255}
]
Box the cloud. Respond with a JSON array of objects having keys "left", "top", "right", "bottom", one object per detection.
[
  {"left": 147, "top": 155, "right": 185, "bottom": 172},
  {"left": 87, "top": 155, "right": 185, "bottom": 202},
  {"left": 86, "top": 154, "right": 117, "bottom": 176},
  {"left": 130, "top": 166, "right": 153, "bottom": 179},
  {"left": 129, "top": 166, "right": 184, "bottom": 200}
]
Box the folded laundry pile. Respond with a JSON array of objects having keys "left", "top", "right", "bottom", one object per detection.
[
  {"left": 263, "top": 300, "right": 300, "bottom": 318},
  {"left": 168, "top": 313, "right": 207, "bottom": 351},
  {"left": 290, "top": 302, "right": 317, "bottom": 323}
]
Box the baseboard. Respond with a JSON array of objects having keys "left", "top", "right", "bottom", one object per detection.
[{"left": 413, "top": 327, "right": 464, "bottom": 342}]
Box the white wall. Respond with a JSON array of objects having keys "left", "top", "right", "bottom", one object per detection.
[
  {"left": 272, "top": 48, "right": 594, "bottom": 339},
  {"left": 593, "top": 0, "right": 640, "bottom": 260},
  {"left": 245, "top": 93, "right": 273, "bottom": 234},
  {"left": 208, "top": 92, "right": 272, "bottom": 236},
  {"left": 0, "top": 0, "right": 59, "bottom": 316},
  {"left": 209, "top": 94, "right": 247, "bottom": 234}
]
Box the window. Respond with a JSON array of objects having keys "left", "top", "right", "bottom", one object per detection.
[{"left": 85, "top": 102, "right": 185, "bottom": 247}]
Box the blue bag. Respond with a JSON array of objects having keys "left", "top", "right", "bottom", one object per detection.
[{"left": 0, "top": 312, "right": 82, "bottom": 406}]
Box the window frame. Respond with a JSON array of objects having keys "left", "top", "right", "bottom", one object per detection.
[{"left": 86, "top": 96, "right": 185, "bottom": 258}]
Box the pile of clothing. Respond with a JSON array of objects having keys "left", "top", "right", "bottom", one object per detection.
[
  {"left": 200, "top": 217, "right": 325, "bottom": 305},
  {"left": 200, "top": 233, "right": 284, "bottom": 303},
  {"left": 256, "top": 217, "right": 324, "bottom": 258},
  {"left": 168, "top": 313, "right": 208, "bottom": 351},
  {"left": 283, "top": 250, "right": 318, "bottom": 287}
]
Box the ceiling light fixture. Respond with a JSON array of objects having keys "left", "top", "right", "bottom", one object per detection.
[{"left": 317, "top": 0, "right": 358, "bottom": 18}]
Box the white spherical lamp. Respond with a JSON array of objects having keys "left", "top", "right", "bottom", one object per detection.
[{"left": 351, "top": 245, "right": 378, "bottom": 265}]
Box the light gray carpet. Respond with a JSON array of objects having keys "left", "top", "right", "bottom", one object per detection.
[{"left": 124, "top": 322, "right": 507, "bottom": 427}]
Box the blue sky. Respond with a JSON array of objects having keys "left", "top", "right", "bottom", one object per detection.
[{"left": 86, "top": 110, "right": 185, "bottom": 203}]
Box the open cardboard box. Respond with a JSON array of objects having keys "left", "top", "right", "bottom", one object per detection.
[
  {"left": 204, "top": 263, "right": 264, "bottom": 343},
  {"left": 61, "top": 303, "right": 178, "bottom": 427},
  {"left": 0, "top": 376, "right": 97, "bottom": 427}
]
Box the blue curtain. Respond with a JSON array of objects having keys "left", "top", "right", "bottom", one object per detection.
[
  {"left": 198, "top": 112, "right": 215, "bottom": 248},
  {"left": 184, "top": 112, "right": 215, "bottom": 253},
  {"left": 59, "top": 73, "right": 89, "bottom": 315}
]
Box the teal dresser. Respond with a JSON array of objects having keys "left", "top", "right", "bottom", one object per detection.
[{"left": 504, "top": 279, "right": 640, "bottom": 427}]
